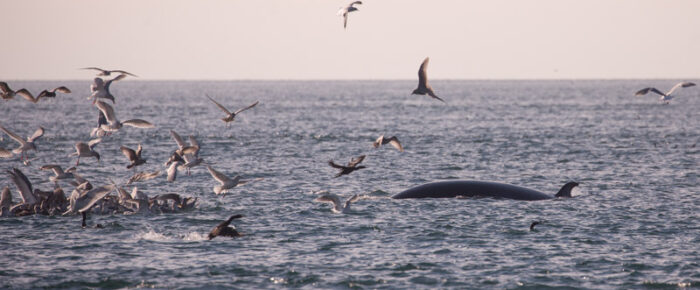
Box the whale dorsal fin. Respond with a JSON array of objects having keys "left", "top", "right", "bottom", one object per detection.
[{"left": 554, "top": 182, "right": 579, "bottom": 198}]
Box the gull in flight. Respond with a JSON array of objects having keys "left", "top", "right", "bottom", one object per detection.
[
  {"left": 373, "top": 135, "right": 404, "bottom": 152},
  {"left": 0, "top": 124, "right": 44, "bottom": 162},
  {"left": 95, "top": 101, "right": 155, "bottom": 132},
  {"left": 207, "top": 165, "right": 263, "bottom": 195},
  {"left": 314, "top": 192, "right": 363, "bottom": 214},
  {"left": 337, "top": 1, "right": 362, "bottom": 29},
  {"left": 208, "top": 214, "right": 244, "bottom": 240},
  {"left": 412, "top": 57, "right": 445, "bottom": 103},
  {"left": 635, "top": 82, "right": 696, "bottom": 103},
  {"left": 206, "top": 95, "right": 259, "bottom": 128},
  {"left": 120, "top": 144, "right": 147, "bottom": 169},
  {"left": 169, "top": 130, "right": 203, "bottom": 175},
  {"left": 70, "top": 138, "right": 101, "bottom": 166},
  {"left": 88, "top": 74, "right": 127, "bottom": 104},
  {"left": 328, "top": 155, "right": 366, "bottom": 178},
  {"left": 81, "top": 67, "right": 138, "bottom": 77},
  {"left": 37, "top": 86, "right": 71, "bottom": 100}
]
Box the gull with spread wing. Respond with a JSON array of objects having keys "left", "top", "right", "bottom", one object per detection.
[
  {"left": 412, "top": 57, "right": 445, "bottom": 103},
  {"left": 206, "top": 95, "right": 259, "bottom": 127},
  {"left": 635, "top": 82, "right": 696, "bottom": 103},
  {"left": 0, "top": 124, "right": 44, "bottom": 162}
]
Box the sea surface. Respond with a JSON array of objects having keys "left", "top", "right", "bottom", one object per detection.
[{"left": 0, "top": 80, "right": 698, "bottom": 289}]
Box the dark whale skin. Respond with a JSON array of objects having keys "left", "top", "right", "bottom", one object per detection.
[{"left": 392, "top": 180, "right": 553, "bottom": 201}]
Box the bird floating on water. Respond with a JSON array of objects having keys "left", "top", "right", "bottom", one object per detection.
[
  {"left": 412, "top": 57, "right": 445, "bottom": 103},
  {"left": 635, "top": 82, "right": 696, "bottom": 103},
  {"left": 208, "top": 214, "right": 244, "bottom": 240}
]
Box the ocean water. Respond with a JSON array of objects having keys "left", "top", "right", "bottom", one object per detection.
[{"left": 0, "top": 80, "right": 697, "bottom": 289}]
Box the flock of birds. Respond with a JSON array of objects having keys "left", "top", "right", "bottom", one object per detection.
[{"left": 0, "top": 1, "right": 697, "bottom": 239}]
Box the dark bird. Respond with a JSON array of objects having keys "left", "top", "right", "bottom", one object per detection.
[
  {"left": 328, "top": 155, "right": 366, "bottom": 178},
  {"left": 373, "top": 135, "right": 404, "bottom": 152},
  {"left": 206, "top": 95, "right": 259, "bottom": 128},
  {"left": 81, "top": 67, "right": 138, "bottom": 77},
  {"left": 81, "top": 211, "right": 104, "bottom": 229},
  {"left": 120, "top": 144, "right": 146, "bottom": 169},
  {"left": 412, "top": 57, "right": 445, "bottom": 103},
  {"left": 337, "top": 1, "right": 362, "bottom": 29},
  {"left": 36, "top": 86, "right": 71, "bottom": 100},
  {"left": 635, "top": 82, "right": 696, "bottom": 103},
  {"left": 529, "top": 221, "right": 541, "bottom": 231},
  {"left": 208, "top": 214, "right": 244, "bottom": 240}
]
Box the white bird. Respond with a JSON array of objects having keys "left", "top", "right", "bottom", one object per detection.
[
  {"left": 206, "top": 95, "right": 259, "bottom": 128},
  {"left": 314, "top": 192, "right": 362, "bottom": 213},
  {"left": 40, "top": 165, "right": 76, "bottom": 183},
  {"left": 206, "top": 165, "right": 263, "bottom": 195},
  {"left": 82, "top": 67, "right": 138, "bottom": 77},
  {"left": 88, "top": 74, "right": 127, "bottom": 104},
  {"left": 373, "top": 135, "right": 404, "bottom": 152},
  {"left": 70, "top": 138, "right": 101, "bottom": 166},
  {"left": 95, "top": 101, "right": 155, "bottom": 132},
  {"left": 635, "top": 82, "right": 696, "bottom": 103},
  {"left": 0, "top": 124, "right": 44, "bottom": 162},
  {"left": 337, "top": 1, "right": 362, "bottom": 29},
  {"left": 412, "top": 57, "right": 445, "bottom": 103},
  {"left": 130, "top": 186, "right": 149, "bottom": 201},
  {"left": 166, "top": 160, "right": 180, "bottom": 182}
]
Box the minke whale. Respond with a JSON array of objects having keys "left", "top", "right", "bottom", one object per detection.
[{"left": 392, "top": 180, "right": 579, "bottom": 201}]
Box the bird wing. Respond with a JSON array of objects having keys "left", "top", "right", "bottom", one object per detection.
[
  {"left": 8, "top": 168, "right": 37, "bottom": 204},
  {"left": 40, "top": 164, "right": 62, "bottom": 176},
  {"left": 635, "top": 87, "right": 665, "bottom": 97},
  {"left": 207, "top": 166, "right": 232, "bottom": 185},
  {"left": 418, "top": 57, "right": 430, "bottom": 89},
  {"left": 111, "top": 70, "right": 138, "bottom": 77},
  {"left": 122, "top": 119, "right": 155, "bottom": 128},
  {"left": 350, "top": 1, "right": 363, "bottom": 6},
  {"left": 207, "top": 95, "right": 232, "bottom": 115},
  {"left": 188, "top": 135, "right": 200, "bottom": 149},
  {"left": 117, "top": 187, "right": 132, "bottom": 202},
  {"left": 167, "top": 161, "right": 178, "bottom": 182},
  {"left": 78, "top": 185, "right": 115, "bottom": 213},
  {"left": 170, "top": 130, "right": 187, "bottom": 149},
  {"left": 106, "top": 73, "right": 127, "bottom": 85},
  {"left": 0, "top": 82, "right": 10, "bottom": 94},
  {"left": 37, "top": 90, "right": 50, "bottom": 100},
  {"left": 95, "top": 101, "right": 118, "bottom": 124},
  {"left": 328, "top": 160, "right": 346, "bottom": 169},
  {"left": 28, "top": 127, "right": 44, "bottom": 143},
  {"left": 234, "top": 101, "right": 259, "bottom": 115},
  {"left": 88, "top": 138, "right": 101, "bottom": 149},
  {"left": 0, "top": 148, "right": 12, "bottom": 158},
  {"left": 53, "top": 86, "right": 71, "bottom": 93},
  {"left": 343, "top": 13, "right": 349, "bottom": 29},
  {"left": 388, "top": 136, "right": 404, "bottom": 152},
  {"left": 81, "top": 67, "right": 107, "bottom": 74},
  {"left": 373, "top": 135, "right": 384, "bottom": 148},
  {"left": 666, "top": 82, "right": 696, "bottom": 96},
  {"left": 348, "top": 155, "right": 366, "bottom": 167},
  {"left": 16, "top": 89, "right": 38, "bottom": 103},
  {"left": 0, "top": 124, "right": 27, "bottom": 145},
  {"left": 135, "top": 144, "right": 143, "bottom": 158},
  {"left": 120, "top": 146, "right": 137, "bottom": 162},
  {"left": 314, "top": 194, "right": 342, "bottom": 208}
]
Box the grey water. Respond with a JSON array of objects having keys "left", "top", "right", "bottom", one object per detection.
[{"left": 0, "top": 80, "right": 698, "bottom": 289}]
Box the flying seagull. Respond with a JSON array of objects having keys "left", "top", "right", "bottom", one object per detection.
[
  {"left": 120, "top": 144, "right": 147, "bottom": 169},
  {"left": 206, "top": 95, "right": 259, "bottom": 128},
  {"left": 206, "top": 165, "right": 263, "bottom": 195},
  {"left": 70, "top": 138, "right": 101, "bottom": 166},
  {"left": 0, "top": 82, "right": 25, "bottom": 100},
  {"left": 373, "top": 135, "right": 404, "bottom": 152},
  {"left": 0, "top": 124, "right": 44, "bottom": 162},
  {"left": 88, "top": 74, "right": 127, "bottom": 104},
  {"left": 95, "top": 100, "right": 155, "bottom": 132},
  {"left": 37, "top": 86, "right": 71, "bottom": 100},
  {"left": 635, "top": 82, "right": 696, "bottom": 103},
  {"left": 81, "top": 67, "right": 138, "bottom": 77},
  {"left": 314, "top": 192, "right": 363, "bottom": 214},
  {"left": 328, "top": 155, "right": 366, "bottom": 178},
  {"left": 412, "top": 57, "right": 445, "bottom": 103},
  {"left": 337, "top": 1, "right": 362, "bottom": 29}
]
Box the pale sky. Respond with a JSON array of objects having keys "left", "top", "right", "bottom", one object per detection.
[{"left": 1, "top": 0, "right": 699, "bottom": 80}]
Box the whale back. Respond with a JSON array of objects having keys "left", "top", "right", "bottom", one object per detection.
[{"left": 392, "top": 180, "right": 553, "bottom": 201}]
